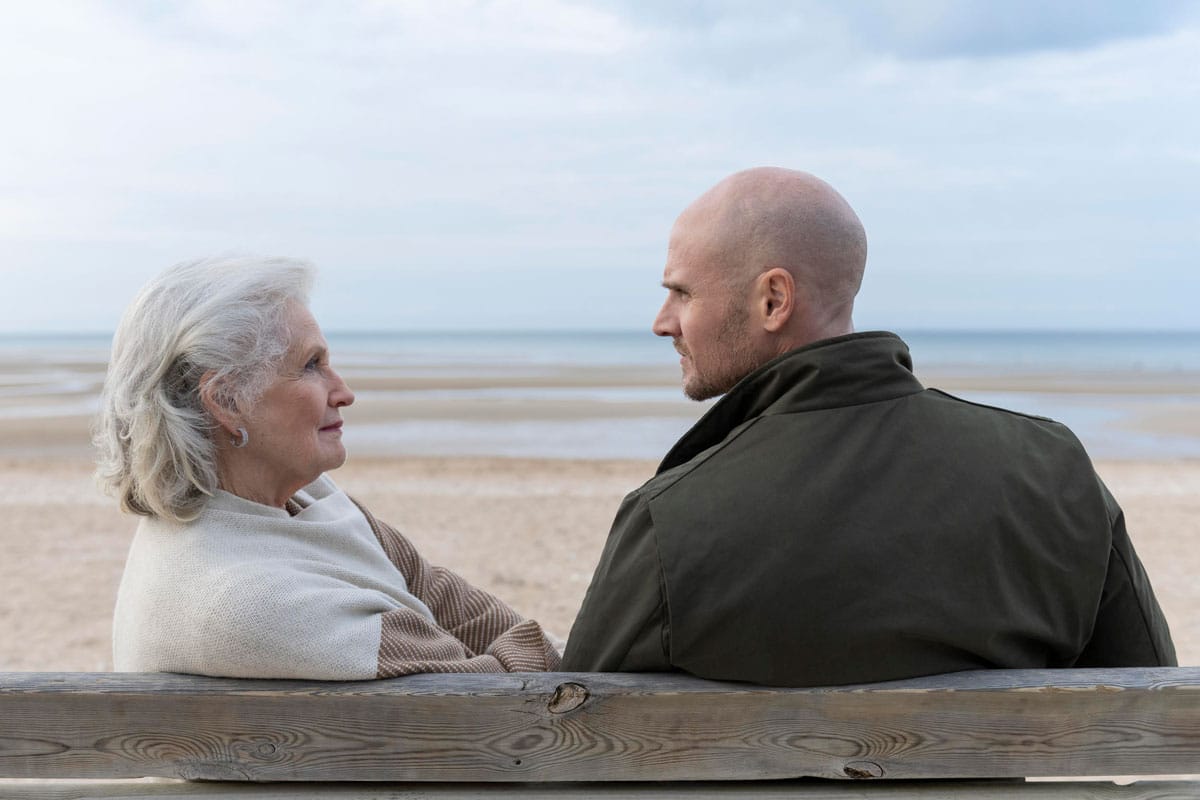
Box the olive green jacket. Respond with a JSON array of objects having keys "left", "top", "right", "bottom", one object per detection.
[{"left": 561, "top": 332, "right": 1176, "bottom": 685}]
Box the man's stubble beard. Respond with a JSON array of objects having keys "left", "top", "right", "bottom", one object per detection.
[{"left": 681, "top": 302, "right": 763, "bottom": 402}]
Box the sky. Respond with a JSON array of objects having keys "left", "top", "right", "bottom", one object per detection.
[{"left": 2, "top": 1, "right": 1197, "bottom": 333}]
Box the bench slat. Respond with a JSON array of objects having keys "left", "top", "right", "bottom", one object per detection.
[
  {"left": 0, "top": 779, "right": 1195, "bottom": 799},
  {"left": 1, "top": 669, "right": 1197, "bottom": 783}
]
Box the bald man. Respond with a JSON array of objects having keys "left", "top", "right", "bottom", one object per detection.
[{"left": 561, "top": 167, "right": 1175, "bottom": 686}]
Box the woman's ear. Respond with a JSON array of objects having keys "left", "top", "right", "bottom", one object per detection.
[
  {"left": 198, "top": 371, "right": 242, "bottom": 434},
  {"left": 757, "top": 267, "right": 795, "bottom": 332}
]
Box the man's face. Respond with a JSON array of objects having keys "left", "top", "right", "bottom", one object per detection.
[{"left": 652, "top": 220, "right": 761, "bottom": 401}]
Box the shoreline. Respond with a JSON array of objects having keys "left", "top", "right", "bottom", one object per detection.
[{"left": 2, "top": 361, "right": 1200, "bottom": 460}]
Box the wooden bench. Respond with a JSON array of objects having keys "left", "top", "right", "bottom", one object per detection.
[{"left": 1, "top": 667, "right": 1197, "bottom": 798}]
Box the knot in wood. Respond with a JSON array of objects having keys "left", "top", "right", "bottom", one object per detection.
[
  {"left": 843, "top": 761, "right": 884, "bottom": 779},
  {"left": 548, "top": 682, "right": 589, "bottom": 714}
]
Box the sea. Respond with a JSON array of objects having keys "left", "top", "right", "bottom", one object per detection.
[{"left": 1, "top": 329, "right": 1198, "bottom": 460}]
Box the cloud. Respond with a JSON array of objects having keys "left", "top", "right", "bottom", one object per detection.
[
  {"left": 596, "top": 0, "right": 1198, "bottom": 83},
  {"left": 848, "top": 0, "right": 1195, "bottom": 58},
  {"left": 0, "top": 1, "right": 1197, "bottom": 331}
]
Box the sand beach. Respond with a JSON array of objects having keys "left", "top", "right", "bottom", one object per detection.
[{"left": 0, "top": 334, "right": 1197, "bottom": 671}]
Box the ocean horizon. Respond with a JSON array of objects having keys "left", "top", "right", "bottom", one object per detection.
[{"left": 2, "top": 329, "right": 1198, "bottom": 460}]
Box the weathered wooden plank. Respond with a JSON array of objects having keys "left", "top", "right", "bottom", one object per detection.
[
  {"left": 0, "top": 669, "right": 1197, "bottom": 783},
  {"left": 0, "top": 780, "right": 1198, "bottom": 800}
]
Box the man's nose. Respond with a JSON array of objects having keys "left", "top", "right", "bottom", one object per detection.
[{"left": 652, "top": 300, "right": 677, "bottom": 338}]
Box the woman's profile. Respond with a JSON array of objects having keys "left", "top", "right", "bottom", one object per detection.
[{"left": 97, "top": 256, "right": 560, "bottom": 678}]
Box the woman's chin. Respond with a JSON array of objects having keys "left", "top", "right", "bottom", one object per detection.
[{"left": 323, "top": 445, "right": 349, "bottom": 472}]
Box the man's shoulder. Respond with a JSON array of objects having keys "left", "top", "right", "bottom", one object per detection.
[
  {"left": 922, "top": 387, "right": 1089, "bottom": 447},
  {"left": 630, "top": 416, "right": 768, "bottom": 505},
  {"left": 631, "top": 380, "right": 1099, "bottom": 515},
  {"left": 923, "top": 386, "right": 1057, "bottom": 421}
]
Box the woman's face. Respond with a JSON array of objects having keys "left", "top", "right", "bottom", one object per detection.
[{"left": 230, "top": 302, "right": 355, "bottom": 504}]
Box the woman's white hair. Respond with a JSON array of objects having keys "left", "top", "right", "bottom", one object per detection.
[{"left": 94, "top": 256, "right": 315, "bottom": 522}]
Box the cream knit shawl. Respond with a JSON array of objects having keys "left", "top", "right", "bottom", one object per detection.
[{"left": 112, "top": 474, "right": 559, "bottom": 679}]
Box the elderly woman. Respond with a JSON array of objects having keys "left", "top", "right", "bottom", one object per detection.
[{"left": 98, "top": 256, "right": 560, "bottom": 679}]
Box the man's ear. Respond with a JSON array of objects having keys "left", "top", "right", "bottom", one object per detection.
[
  {"left": 756, "top": 268, "right": 795, "bottom": 332},
  {"left": 198, "top": 370, "right": 242, "bottom": 434}
]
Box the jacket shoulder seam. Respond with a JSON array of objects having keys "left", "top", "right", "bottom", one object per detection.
[{"left": 641, "top": 416, "right": 766, "bottom": 503}]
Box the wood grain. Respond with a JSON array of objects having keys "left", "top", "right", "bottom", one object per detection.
[
  {"left": 0, "top": 669, "right": 1197, "bottom": 783},
  {"left": 1, "top": 778, "right": 1198, "bottom": 799}
]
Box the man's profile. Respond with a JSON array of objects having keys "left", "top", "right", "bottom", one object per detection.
[{"left": 560, "top": 167, "right": 1176, "bottom": 686}]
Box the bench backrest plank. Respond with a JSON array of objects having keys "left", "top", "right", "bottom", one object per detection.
[
  {"left": 0, "top": 779, "right": 1196, "bottom": 799},
  {"left": 1, "top": 668, "right": 1197, "bottom": 783}
]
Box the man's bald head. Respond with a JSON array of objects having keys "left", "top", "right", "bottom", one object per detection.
[
  {"left": 654, "top": 168, "right": 869, "bottom": 398},
  {"left": 672, "top": 167, "right": 867, "bottom": 345}
]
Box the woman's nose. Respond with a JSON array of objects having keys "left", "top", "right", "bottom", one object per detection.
[{"left": 329, "top": 370, "right": 355, "bottom": 407}]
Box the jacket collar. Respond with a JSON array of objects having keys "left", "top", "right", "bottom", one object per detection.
[{"left": 657, "top": 331, "right": 924, "bottom": 473}]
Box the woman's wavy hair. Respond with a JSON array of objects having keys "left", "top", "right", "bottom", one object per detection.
[{"left": 94, "top": 256, "right": 314, "bottom": 522}]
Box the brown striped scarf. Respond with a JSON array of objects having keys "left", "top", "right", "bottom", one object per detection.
[{"left": 354, "top": 499, "right": 562, "bottom": 676}]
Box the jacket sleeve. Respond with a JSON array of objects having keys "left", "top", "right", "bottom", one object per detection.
[
  {"left": 354, "top": 499, "right": 561, "bottom": 676},
  {"left": 561, "top": 491, "right": 672, "bottom": 672},
  {"left": 1074, "top": 479, "right": 1177, "bottom": 667}
]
